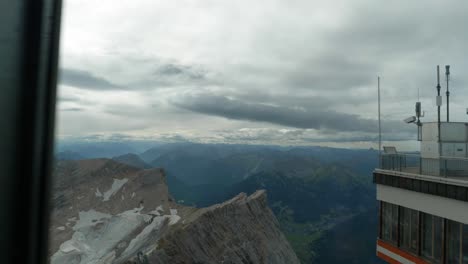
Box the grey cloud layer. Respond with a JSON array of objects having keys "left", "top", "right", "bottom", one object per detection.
[
  {"left": 131, "top": 62, "right": 213, "bottom": 89},
  {"left": 60, "top": 68, "right": 121, "bottom": 90},
  {"left": 60, "top": 61, "right": 212, "bottom": 91},
  {"left": 172, "top": 93, "right": 410, "bottom": 134}
]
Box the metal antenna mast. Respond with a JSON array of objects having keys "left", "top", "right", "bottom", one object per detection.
[
  {"left": 437, "top": 65, "right": 441, "bottom": 122},
  {"left": 446, "top": 65, "right": 450, "bottom": 122},
  {"left": 436, "top": 66, "right": 442, "bottom": 155},
  {"left": 378, "top": 76, "right": 381, "bottom": 167}
]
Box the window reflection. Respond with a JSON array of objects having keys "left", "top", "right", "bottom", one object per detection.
[
  {"left": 421, "top": 213, "right": 442, "bottom": 263},
  {"left": 447, "top": 220, "right": 461, "bottom": 264},
  {"left": 399, "top": 207, "right": 418, "bottom": 254},
  {"left": 382, "top": 202, "right": 398, "bottom": 244}
]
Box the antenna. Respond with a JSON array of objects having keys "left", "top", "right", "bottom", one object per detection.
[
  {"left": 416, "top": 102, "right": 422, "bottom": 120},
  {"left": 416, "top": 88, "right": 424, "bottom": 118},
  {"left": 436, "top": 66, "right": 442, "bottom": 155},
  {"left": 446, "top": 65, "right": 450, "bottom": 122},
  {"left": 378, "top": 76, "right": 382, "bottom": 168}
]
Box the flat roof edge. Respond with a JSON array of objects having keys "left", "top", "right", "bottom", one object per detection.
[{"left": 374, "top": 168, "right": 468, "bottom": 188}]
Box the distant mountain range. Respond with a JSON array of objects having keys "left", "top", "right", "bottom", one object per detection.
[
  {"left": 112, "top": 153, "right": 152, "bottom": 169},
  {"left": 55, "top": 150, "right": 85, "bottom": 161},
  {"left": 54, "top": 142, "right": 383, "bottom": 264}
]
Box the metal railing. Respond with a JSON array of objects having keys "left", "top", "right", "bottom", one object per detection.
[{"left": 380, "top": 154, "right": 468, "bottom": 178}]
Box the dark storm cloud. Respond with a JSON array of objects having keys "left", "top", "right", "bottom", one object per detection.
[
  {"left": 60, "top": 68, "right": 121, "bottom": 90},
  {"left": 172, "top": 93, "right": 409, "bottom": 133}
]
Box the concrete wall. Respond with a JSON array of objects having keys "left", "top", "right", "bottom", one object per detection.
[{"left": 377, "top": 184, "right": 468, "bottom": 224}]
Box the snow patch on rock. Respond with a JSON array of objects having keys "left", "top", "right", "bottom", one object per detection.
[
  {"left": 149, "top": 205, "right": 163, "bottom": 216},
  {"left": 102, "top": 178, "right": 128, "bottom": 202},
  {"left": 51, "top": 205, "right": 181, "bottom": 264},
  {"left": 95, "top": 188, "right": 102, "bottom": 198},
  {"left": 51, "top": 208, "right": 145, "bottom": 264},
  {"left": 120, "top": 213, "right": 181, "bottom": 260},
  {"left": 169, "top": 215, "right": 181, "bottom": 225},
  {"left": 73, "top": 210, "right": 111, "bottom": 230}
]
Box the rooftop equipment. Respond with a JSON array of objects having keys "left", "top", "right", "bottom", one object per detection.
[{"left": 446, "top": 65, "right": 450, "bottom": 122}]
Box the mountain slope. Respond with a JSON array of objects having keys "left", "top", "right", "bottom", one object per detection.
[
  {"left": 150, "top": 190, "right": 299, "bottom": 264},
  {"left": 49, "top": 159, "right": 298, "bottom": 264}
]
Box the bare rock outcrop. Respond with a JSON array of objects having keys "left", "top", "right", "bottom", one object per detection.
[{"left": 150, "top": 190, "right": 300, "bottom": 264}]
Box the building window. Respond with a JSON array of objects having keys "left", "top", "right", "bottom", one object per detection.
[
  {"left": 462, "top": 225, "right": 468, "bottom": 264},
  {"left": 382, "top": 202, "right": 398, "bottom": 244},
  {"left": 422, "top": 213, "right": 443, "bottom": 263},
  {"left": 447, "top": 220, "right": 462, "bottom": 264},
  {"left": 422, "top": 213, "right": 431, "bottom": 257},
  {"left": 400, "top": 207, "right": 418, "bottom": 254}
]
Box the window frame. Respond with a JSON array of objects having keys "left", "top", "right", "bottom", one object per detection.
[{"left": 0, "top": 0, "right": 62, "bottom": 263}]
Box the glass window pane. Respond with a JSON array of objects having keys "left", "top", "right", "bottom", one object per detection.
[
  {"left": 381, "top": 202, "right": 398, "bottom": 244},
  {"left": 422, "top": 213, "right": 433, "bottom": 258},
  {"left": 422, "top": 213, "right": 442, "bottom": 263},
  {"left": 410, "top": 209, "right": 418, "bottom": 252},
  {"left": 447, "top": 220, "right": 461, "bottom": 264},
  {"left": 400, "top": 207, "right": 418, "bottom": 254},
  {"left": 462, "top": 225, "right": 468, "bottom": 264},
  {"left": 400, "top": 207, "right": 410, "bottom": 249},
  {"left": 391, "top": 204, "right": 398, "bottom": 243},
  {"left": 434, "top": 216, "right": 443, "bottom": 263},
  {"left": 382, "top": 202, "right": 391, "bottom": 241}
]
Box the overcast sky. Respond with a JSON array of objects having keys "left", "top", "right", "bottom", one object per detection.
[{"left": 56, "top": 0, "right": 468, "bottom": 150}]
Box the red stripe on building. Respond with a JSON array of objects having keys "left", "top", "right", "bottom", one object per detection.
[
  {"left": 377, "top": 240, "right": 429, "bottom": 264},
  {"left": 377, "top": 252, "right": 401, "bottom": 264}
]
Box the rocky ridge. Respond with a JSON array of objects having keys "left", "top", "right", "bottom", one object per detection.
[{"left": 49, "top": 159, "right": 299, "bottom": 264}]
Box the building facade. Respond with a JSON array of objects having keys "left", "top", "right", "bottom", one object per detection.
[{"left": 374, "top": 122, "right": 468, "bottom": 264}]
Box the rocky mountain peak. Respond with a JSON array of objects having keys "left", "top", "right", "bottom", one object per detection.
[{"left": 49, "top": 159, "right": 299, "bottom": 264}]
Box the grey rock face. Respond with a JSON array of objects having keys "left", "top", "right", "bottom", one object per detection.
[
  {"left": 49, "top": 159, "right": 299, "bottom": 264},
  {"left": 150, "top": 190, "right": 300, "bottom": 264}
]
